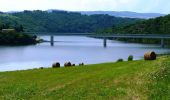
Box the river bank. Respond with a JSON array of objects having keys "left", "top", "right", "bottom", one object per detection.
[{"left": 0, "top": 55, "right": 169, "bottom": 99}]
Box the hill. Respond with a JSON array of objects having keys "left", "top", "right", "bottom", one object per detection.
[
  {"left": 79, "top": 11, "right": 165, "bottom": 19},
  {"left": 0, "top": 56, "right": 169, "bottom": 99},
  {"left": 114, "top": 14, "right": 170, "bottom": 34},
  {"left": 0, "top": 10, "right": 141, "bottom": 33},
  {"left": 102, "top": 14, "right": 170, "bottom": 44}
]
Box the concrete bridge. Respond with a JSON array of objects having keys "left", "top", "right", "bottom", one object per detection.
[{"left": 24, "top": 32, "right": 170, "bottom": 48}]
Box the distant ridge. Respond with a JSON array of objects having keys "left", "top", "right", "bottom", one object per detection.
[
  {"left": 79, "top": 11, "right": 165, "bottom": 19},
  {"left": 2, "top": 10, "right": 165, "bottom": 19}
]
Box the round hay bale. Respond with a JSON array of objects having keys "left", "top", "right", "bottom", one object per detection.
[
  {"left": 64, "top": 62, "right": 72, "bottom": 67},
  {"left": 52, "top": 62, "right": 60, "bottom": 68},
  {"left": 144, "top": 51, "right": 156, "bottom": 60}
]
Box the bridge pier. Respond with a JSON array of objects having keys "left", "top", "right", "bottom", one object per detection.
[
  {"left": 103, "top": 38, "right": 107, "bottom": 48},
  {"left": 50, "top": 35, "right": 54, "bottom": 46},
  {"left": 161, "top": 38, "right": 165, "bottom": 48}
]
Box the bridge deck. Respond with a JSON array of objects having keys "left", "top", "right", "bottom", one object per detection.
[
  {"left": 24, "top": 32, "right": 170, "bottom": 39},
  {"left": 25, "top": 32, "right": 169, "bottom": 47}
]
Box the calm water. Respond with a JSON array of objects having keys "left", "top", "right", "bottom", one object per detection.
[{"left": 0, "top": 36, "right": 170, "bottom": 72}]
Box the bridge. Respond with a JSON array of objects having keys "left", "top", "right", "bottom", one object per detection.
[{"left": 24, "top": 32, "right": 170, "bottom": 48}]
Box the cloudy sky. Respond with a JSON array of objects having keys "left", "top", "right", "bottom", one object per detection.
[{"left": 0, "top": 0, "right": 169, "bottom": 14}]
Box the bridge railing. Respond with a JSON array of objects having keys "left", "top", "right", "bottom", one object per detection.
[
  {"left": 24, "top": 32, "right": 170, "bottom": 48},
  {"left": 24, "top": 32, "right": 170, "bottom": 37},
  {"left": 23, "top": 32, "right": 94, "bottom": 36},
  {"left": 24, "top": 32, "right": 170, "bottom": 39}
]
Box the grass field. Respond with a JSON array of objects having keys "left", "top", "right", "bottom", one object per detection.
[{"left": 0, "top": 56, "right": 170, "bottom": 100}]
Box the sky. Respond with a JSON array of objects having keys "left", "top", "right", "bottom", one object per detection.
[{"left": 0, "top": 0, "right": 169, "bottom": 14}]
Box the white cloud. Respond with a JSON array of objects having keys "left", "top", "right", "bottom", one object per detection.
[{"left": 0, "top": 0, "right": 169, "bottom": 13}]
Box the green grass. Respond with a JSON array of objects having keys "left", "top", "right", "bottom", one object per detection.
[{"left": 0, "top": 56, "right": 170, "bottom": 100}]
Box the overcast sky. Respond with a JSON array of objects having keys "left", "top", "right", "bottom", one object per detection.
[{"left": 0, "top": 0, "right": 169, "bottom": 14}]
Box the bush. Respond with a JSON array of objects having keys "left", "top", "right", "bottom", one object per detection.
[
  {"left": 117, "top": 58, "right": 124, "bottom": 62},
  {"left": 128, "top": 55, "right": 133, "bottom": 61},
  {"left": 79, "top": 63, "right": 84, "bottom": 66}
]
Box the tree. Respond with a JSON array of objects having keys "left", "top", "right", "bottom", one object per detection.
[{"left": 14, "top": 25, "right": 24, "bottom": 32}]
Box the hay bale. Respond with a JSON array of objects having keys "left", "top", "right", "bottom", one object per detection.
[
  {"left": 52, "top": 62, "right": 60, "bottom": 68},
  {"left": 64, "top": 62, "right": 72, "bottom": 67},
  {"left": 144, "top": 51, "right": 156, "bottom": 60}
]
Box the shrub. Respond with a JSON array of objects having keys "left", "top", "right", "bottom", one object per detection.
[
  {"left": 79, "top": 63, "right": 84, "bottom": 66},
  {"left": 117, "top": 58, "right": 124, "bottom": 62},
  {"left": 128, "top": 55, "right": 133, "bottom": 61}
]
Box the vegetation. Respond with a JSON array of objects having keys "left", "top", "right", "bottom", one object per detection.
[
  {"left": 128, "top": 55, "right": 133, "bottom": 61},
  {"left": 114, "top": 14, "right": 170, "bottom": 34},
  {"left": 0, "top": 14, "right": 24, "bottom": 32},
  {"left": 104, "top": 14, "right": 170, "bottom": 44},
  {"left": 117, "top": 58, "right": 124, "bottom": 62},
  {"left": 0, "top": 55, "right": 169, "bottom": 99},
  {"left": 0, "top": 31, "right": 37, "bottom": 45},
  {"left": 0, "top": 16, "right": 38, "bottom": 45},
  {"left": 0, "top": 10, "right": 140, "bottom": 33}
]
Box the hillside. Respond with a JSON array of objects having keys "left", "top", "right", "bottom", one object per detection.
[
  {"left": 114, "top": 14, "right": 170, "bottom": 34},
  {"left": 0, "top": 10, "right": 141, "bottom": 33},
  {"left": 0, "top": 56, "right": 169, "bottom": 99},
  {"left": 102, "top": 14, "right": 170, "bottom": 44},
  {"left": 80, "top": 11, "right": 165, "bottom": 19}
]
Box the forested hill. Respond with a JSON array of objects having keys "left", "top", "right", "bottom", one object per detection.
[
  {"left": 0, "top": 10, "right": 141, "bottom": 33},
  {"left": 80, "top": 11, "right": 164, "bottom": 19},
  {"left": 113, "top": 14, "right": 170, "bottom": 34}
]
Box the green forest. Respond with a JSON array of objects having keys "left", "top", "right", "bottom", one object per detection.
[
  {"left": 0, "top": 31, "right": 37, "bottom": 45},
  {"left": 104, "top": 14, "right": 170, "bottom": 44},
  {"left": 113, "top": 14, "right": 170, "bottom": 34},
  {"left": 0, "top": 23, "right": 37, "bottom": 45},
  {"left": 0, "top": 10, "right": 140, "bottom": 33}
]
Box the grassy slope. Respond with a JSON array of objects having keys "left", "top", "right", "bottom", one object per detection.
[{"left": 0, "top": 56, "right": 170, "bottom": 100}]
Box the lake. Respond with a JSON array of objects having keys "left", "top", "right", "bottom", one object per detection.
[{"left": 0, "top": 36, "right": 170, "bottom": 72}]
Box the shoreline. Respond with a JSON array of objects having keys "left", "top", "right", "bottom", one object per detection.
[
  {"left": 0, "top": 55, "right": 169, "bottom": 99},
  {"left": 0, "top": 54, "right": 168, "bottom": 73}
]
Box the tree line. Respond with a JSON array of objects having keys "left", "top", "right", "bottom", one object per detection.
[
  {"left": 103, "top": 14, "right": 170, "bottom": 44},
  {"left": 0, "top": 10, "right": 140, "bottom": 33},
  {"left": 113, "top": 14, "right": 170, "bottom": 34}
]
